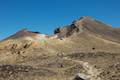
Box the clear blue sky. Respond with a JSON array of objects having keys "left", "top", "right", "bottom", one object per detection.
[{"left": 0, "top": 0, "right": 120, "bottom": 40}]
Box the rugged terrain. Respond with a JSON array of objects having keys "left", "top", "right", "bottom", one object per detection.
[{"left": 0, "top": 16, "right": 120, "bottom": 80}]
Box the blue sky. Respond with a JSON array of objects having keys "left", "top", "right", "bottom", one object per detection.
[{"left": 0, "top": 0, "right": 120, "bottom": 40}]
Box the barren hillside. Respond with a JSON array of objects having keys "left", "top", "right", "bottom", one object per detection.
[{"left": 0, "top": 16, "right": 120, "bottom": 80}]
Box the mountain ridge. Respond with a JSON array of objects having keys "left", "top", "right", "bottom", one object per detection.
[
  {"left": 0, "top": 16, "right": 120, "bottom": 80},
  {"left": 3, "top": 16, "right": 120, "bottom": 43}
]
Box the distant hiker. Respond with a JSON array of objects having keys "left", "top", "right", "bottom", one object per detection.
[
  {"left": 73, "top": 74, "right": 85, "bottom": 80},
  {"left": 57, "top": 52, "right": 64, "bottom": 58},
  {"left": 73, "top": 73, "right": 89, "bottom": 80},
  {"left": 92, "top": 47, "right": 95, "bottom": 50}
]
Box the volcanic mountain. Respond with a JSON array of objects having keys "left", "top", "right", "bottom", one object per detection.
[{"left": 0, "top": 16, "right": 120, "bottom": 80}]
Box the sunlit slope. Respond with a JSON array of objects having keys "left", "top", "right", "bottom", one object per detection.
[{"left": 0, "top": 17, "right": 120, "bottom": 80}]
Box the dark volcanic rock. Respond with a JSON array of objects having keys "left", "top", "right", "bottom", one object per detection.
[{"left": 54, "top": 24, "right": 80, "bottom": 39}]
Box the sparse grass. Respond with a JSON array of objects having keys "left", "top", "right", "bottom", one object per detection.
[{"left": 0, "top": 31, "right": 120, "bottom": 80}]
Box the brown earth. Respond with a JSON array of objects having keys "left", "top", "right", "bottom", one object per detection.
[{"left": 0, "top": 16, "right": 120, "bottom": 80}]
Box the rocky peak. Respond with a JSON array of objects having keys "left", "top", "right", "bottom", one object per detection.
[
  {"left": 73, "top": 16, "right": 94, "bottom": 27},
  {"left": 54, "top": 16, "right": 120, "bottom": 43},
  {"left": 54, "top": 16, "right": 94, "bottom": 38}
]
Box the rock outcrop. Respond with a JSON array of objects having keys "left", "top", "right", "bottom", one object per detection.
[{"left": 54, "top": 16, "right": 120, "bottom": 43}]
